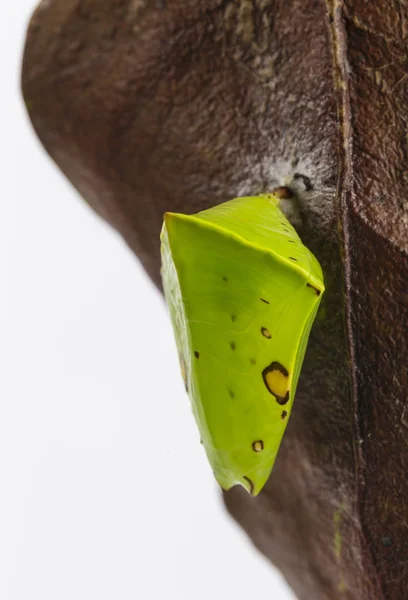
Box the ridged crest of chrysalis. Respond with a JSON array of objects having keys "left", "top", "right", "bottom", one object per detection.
[{"left": 160, "top": 194, "right": 324, "bottom": 496}]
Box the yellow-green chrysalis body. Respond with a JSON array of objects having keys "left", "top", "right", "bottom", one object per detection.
[{"left": 160, "top": 194, "right": 324, "bottom": 496}]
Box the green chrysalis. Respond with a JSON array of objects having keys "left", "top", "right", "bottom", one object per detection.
[{"left": 160, "top": 193, "right": 324, "bottom": 496}]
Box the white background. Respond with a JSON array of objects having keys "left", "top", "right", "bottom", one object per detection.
[{"left": 1, "top": 2, "right": 296, "bottom": 599}]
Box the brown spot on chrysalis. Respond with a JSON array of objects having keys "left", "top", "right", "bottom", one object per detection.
[
  {"left": 231, "top": 314, "right": 236, "bottom": 322},
  {"left": 252, "top": 440, "right": 264, "bottom": 452},
  {"left": 281, "top": 410, "right": 288, "bottom": 420},
  {"left": 288, "top": 240, "right": 295, "bottom": 244},
  {"left": 194, "top": 351, "right": 200, "bottom": 359},
  {"left": 179, "top": 355, "right": 188, "bottom": 392},
  {"left": 261, "top": 327, "right": 271, "bottom": 339},
  {"left": 271, "top": 186, "right": 293, "bottom": 199},
  {"left": 307, "top": 283, "right": 322, "bottom": 297},
  {"left": 260, "top": 298, "right": 270, "bottom": 304},
  {"left": 289, "top": 257, "right": 298, "bottom": 262},
  {"left": 250, "top": 358, "right": 256, "bottom": 365},
  {"left": 222, "top": 276, "right": 228, "bottom": 282},
  {"left": 243, "top": 476, "right": 255, "bottom": 495},
  {"left": 262, "top": 362, "right": 290, "bottom": 405},
  {"left": 230, "top": 341, "right": 236, "bottom": 351},
  {"left": 228, "top": 388, "right": 235, "bottom": 399}
]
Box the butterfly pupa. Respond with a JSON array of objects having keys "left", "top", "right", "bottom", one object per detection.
[{"left": 160, "top": 193, "right": 324, "bottom": 496}]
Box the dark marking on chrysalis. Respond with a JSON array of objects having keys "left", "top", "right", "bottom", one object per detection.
[
  {"left": 261, "top": 327, "right": 271, "bottom": 339},
  {"left": 230, "top": 341, "right": 236, "bottom": 351},
  {"left": 289, "top": 257, "right": 298, "bottom": 262},
  {"left": 194, "top": 351, "right": 200, "bottom": 359},
  {"left": 222, "top": 276, "right": 228, "bottom": 282},
  {"left": 250, "top": 358, "right": 256, "bottom": 365},
  {"left": 271, "top": 186, "right": 293, "bottom": 199},
  {"left": 231, "top": 314, "right": 237, "bottom": 322},
  {"left": 243, "top": 476, "right": 255, "bottom": 495},
  {"left": 262, "top": 362, "right": 290, "bottom": 405},
  {"left": 288, "top": 240, "right": 295, "bottom": 244},
  {"left": 252, "top": 440, "right": 264, "bottom": 452},
  {"left": 307, "top": 283, "right": 322, "bottom": 297},
  {"left": 260, "top": 298, "right": 270, "bottom": 304},
  {"left": 228, "top": 388, "right": 235, "bottom": 399},
  {"left": 281, "top": 410, "right": 288, "bottom": 420}
]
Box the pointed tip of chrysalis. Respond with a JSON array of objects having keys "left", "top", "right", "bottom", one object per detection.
[
  {"left": 163, "top": 211, "right": 175, "bottom": 224},
  {"left": 214, "top": 456, "right": 276, "bottom": 497},
  {"left": 241, "top": 466, "right": 274, "bottom": 497},
  {"left": 163, "top": 210, "right": 194, "bottom": 228},
  {"left": 161, "top": 211, "right": 183, "bottom": 242},
  {"left": 218, "top": 475, "right": 267, "bottom": 498},
  {"left": 162, "top": 211, "right": 203, "bottom": 248}
]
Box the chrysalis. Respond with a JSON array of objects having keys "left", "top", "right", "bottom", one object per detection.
[{"left": 160, "top": 194, "right": 324, "bottom": 496}]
